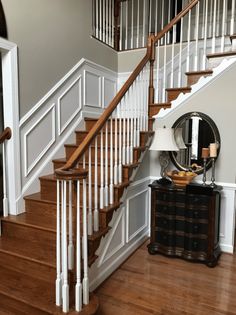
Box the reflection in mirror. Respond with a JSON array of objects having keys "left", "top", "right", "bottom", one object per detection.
[{"left": 170, "top": 112, "right": 220, "bottom": 174}]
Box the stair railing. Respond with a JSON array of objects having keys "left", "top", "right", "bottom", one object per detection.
[
  {"left": 54, "top": 0, "right": 209, "bottom": 312},
  {"left": 93, "top": 0, "right": 236, "bottom": 51},
  {"left": 0, "top": 127, "right": 11, "bottom": 217}
]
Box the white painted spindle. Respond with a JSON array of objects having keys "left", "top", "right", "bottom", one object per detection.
[
  {"left": 110, "top": 118, "right": 114, "bottom": 204},
  {"left": 2, "top": 142, "right": 8, "bottom": 217},
  {"left": 68, "top": 180, "right": 74, "bottom": 270},
  {"left": 104, "top": 123, "right": 109, "bottom": 206},
  {"left": 88, "top": 146, "right": 93, "bottom": 235},
  {"left": 100, "top": 128, "right": 104, "bottom": 209},
  {"left": 75, "top": 180, "right": 82, "bottom": 312},
  {"left": 231, "top": 0, "right": 236, "bottom": 35},
  {"left": 94, "top": 137, "right": 99, "bottom": 232},
  {"left": 82, "top": 178, "right": 89, "bottom": 305},
  {"left": 56, "top": 180, "right": 61, "bottom": 307}
]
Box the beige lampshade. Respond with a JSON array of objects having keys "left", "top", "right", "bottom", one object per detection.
[
  {"left": 149, "top": 128, "right": 179, "bottom": 151},
  {"left": 175, "top": 128, "right": 187, "bottom": 149}
]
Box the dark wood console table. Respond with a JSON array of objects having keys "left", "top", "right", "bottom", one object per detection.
[{"left": 148, "top": 181, "right": 222, "bottom": 267}]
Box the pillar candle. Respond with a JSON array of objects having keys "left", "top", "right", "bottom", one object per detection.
[
  {"left": 202, "top": 147, "right": 210, "bottom": 159},
  {"left": 209, "top": 143, "right": 217, "bottom": 158}
]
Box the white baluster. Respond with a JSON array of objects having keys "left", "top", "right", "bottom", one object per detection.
[
  {"left": 2, "top": 142, "right": 8, "bottom": 217},
  {"left": 99, "top": 0, "right": 102, "bottom": 40},
  {"left": 110, "top": 118, "right": 114, "bottom": 204},
  {"left": 231, "top": 0, "right": 236, "bottom": 35},
  {"left": 194, "top": 2, "right": 200, "bottom": 70},
  {"left": 103, "top": 0, "right": 106, "bottom": 42},
  {"left": 106, "top": 0, "right": 109, "bottom": 44},
  {"left": 156, "top": 40, "right": 161, "bottom": 101},
  {"left": 131, "top": 0, "right": 134, "bottom": 49},
  {"left": 56, "top": 180, "right": 62, "bottom": 306},
  {"left": 161, "top": 0, "right": 165, "bottom": 45},
  {"left": 88, "top": 146, "right": 93, "bottom": 235},
  {"left": 137, "top": 0, "right": 140, "bottom": 48},
  {"left": 162, "top": 34, "right": 167, "bottom": 102},
  {"left": 167, "top": 0, "right": 171, "bottom": 44},
  {"left": 133, "top": 80, "right": 137, "bottom": 148},
  {"left": 125, "top": 1, "right": 128, "bottom": 50},
  {"left": 221, "top": 0, "right": 227, "bottom": 52},
  {"left": 68, "top": 180, "right": 74, "bottom": 270},
  {"left": 118, "top": 111, "right": 123, "bottom": 183},
  {"left": 122, "top": 99, "right": 126, "bottom": 164},
  {"left": 178, "top": 17, "right": 183, "bottom": 87},
  {"left": 203, "top": 0, "right": 209, "bottom": 70},
  {"left": 186, "top": 10, "right": 191, "bottom": 73},
  {"left": 100, "top": 128, "right": 104, "bottom": 209},
  {"left": 111, "top": 0, "right": 114, "bottom": 47},
  {"left": 155, "top": 0, "right": 158, "bottom": 35},
  {"left": 95, "top": 0, "right": 99, "bottom": 39},
  {"left": 211, "top": 0, "right": 217, "bottom": 53},
  {"left": 149, "top": 0, "right": 152, "bottom": 35},
  {"left": 94, "top": 137, "right": 99, "bottom": 232},
  {"left": 130, "top": 86, "right": 134, "bottom": 163},
  {"left": 62, "top": 181, "right": 69, "bottom": 313},
  {"left": 114, "top": 116, "right": 118, "bottom": 185},
  {"left": 75, "top": 180, "right": 82, "bottom": 312},
  {"left": 217, "top": 0, "right": 221, "bottom": 37},
  {"left": 120, "top": 1, "right": 123, "bottom": 50},
  {"left": 104, "top": 123, "right": 109, "bottom": 206},
  {"left": 143, "top": 0, "right": 146, "bottom": 47},
  {"left": 82, "top": 178, "right": 89, "bottom": 305}
]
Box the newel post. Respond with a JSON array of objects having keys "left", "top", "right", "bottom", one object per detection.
[
  {"left": 114, "top": 0, "right": 121, "bottom": 51},
  {"left": 148, "top": 35, "right": 156, "bottom": 112},
  {"left": 55, "top": 167, "right": 89, "bottom": 313}
]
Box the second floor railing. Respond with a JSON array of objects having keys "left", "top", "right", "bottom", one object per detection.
[{"left": 93, "top": 0, "right": 236, "bottom": 51}]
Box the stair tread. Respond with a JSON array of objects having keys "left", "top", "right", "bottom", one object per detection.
[
  {"left": 166, "top": 86, "right": 191, "bottom": 91},
  {"left": 185, "top": 69, "right": 213, "bottom": 75},
  {"left": 2, "top": 214, "right": 56, "bottom": 233},
  {"left": 0, "top": 236, "right": 56, "bottom": 268},
  {"left": 0, "top": 265, "right": 98, "bottom": 314},
  {"left": 53, "top": 158, "right": 140, "bottom": 168},
  {"left": 207, "top": 50, "right": 236, "bottom": 58},
  {"left": 0, "top": 265, "right": 56, "bottom": 313}
]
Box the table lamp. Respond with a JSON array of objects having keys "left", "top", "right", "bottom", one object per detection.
[{"left": 149, "top": 127, "right": 179, "bottom": 184}]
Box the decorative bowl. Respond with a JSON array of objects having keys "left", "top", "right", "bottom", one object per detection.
[{"left": 167, "top": 171, "right": 197, "bottom": 187}]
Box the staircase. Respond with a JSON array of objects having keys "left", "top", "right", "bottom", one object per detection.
[{"left": 0, "top": 0, "right": 236, "bottom": 314}]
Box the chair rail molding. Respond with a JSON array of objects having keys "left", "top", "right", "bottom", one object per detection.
[{"left": 0, "top": 37, "right": 21, "bottom": 216}]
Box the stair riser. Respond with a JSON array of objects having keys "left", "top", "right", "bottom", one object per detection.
[
  {"left": 0, "top": 251, "right": 56, "bottom": 283},
  {"left": 65, "top": 145, "right": 142, "bottom": 163},
  {"left": 85, "top": 119, "right": 126, "bottom": 132},
  {"left": 1, "top": 221, "right": 56, "bottom": 248},
  {"left": 166, "top": 89, "right": 191, "bottom": 102},
  {"left": 187, "top": 73, "right": 212, "bottom": 86},
  {"left": 0, "top": 293, "right": 50, "bottom": 315}
]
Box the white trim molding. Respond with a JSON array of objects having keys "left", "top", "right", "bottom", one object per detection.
[{"left": 0, "top": 38, "right": 21, "bottom": 215}]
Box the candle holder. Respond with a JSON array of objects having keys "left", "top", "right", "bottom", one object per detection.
[
  {"left": 210, "top": 157, "right": 216, "bottom": 187},
  {"left": 202, "top": 158, "right": 207, "bottom": 186}
]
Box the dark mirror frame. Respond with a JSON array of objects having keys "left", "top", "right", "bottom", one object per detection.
[{"left": 169, "top": 112, "right": 221, "bottom": 175}]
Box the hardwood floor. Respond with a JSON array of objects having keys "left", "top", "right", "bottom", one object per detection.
[{"left": 96, "top": 240, "right": 236, "bottom": 315}]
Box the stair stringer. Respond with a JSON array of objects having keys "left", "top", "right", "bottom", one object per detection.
[
  {"left": 89, "top": 140, "right": 152, "bottom": 291},
  {"left": 156, "top": 57, "right": 236, "bottom": 119}
]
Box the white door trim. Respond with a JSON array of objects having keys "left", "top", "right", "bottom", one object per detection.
[{"left": 0, "top": 37, "right": 21, "bottom": 215}]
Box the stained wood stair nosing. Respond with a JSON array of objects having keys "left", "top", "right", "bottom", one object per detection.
[
  {"left": 165, "top": 86, "right": 192, "bottom": 92},
  {"left": 207, "top": 50, "right": 236, "bottom": 59}
]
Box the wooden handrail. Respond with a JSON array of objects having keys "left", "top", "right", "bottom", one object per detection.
[
  {"left": 55, "top": 0, "right": 199, "bottom": 174},
  {"left": 56, "top": 36, "right": 154, "bottom": 172},
  {"left": 0, "top": 127, "right": 11, "bottom": 144}
]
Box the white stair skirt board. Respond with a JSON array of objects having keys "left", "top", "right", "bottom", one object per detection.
[{"left": 157, "top": 57, "right": 236, "bottom": 119}]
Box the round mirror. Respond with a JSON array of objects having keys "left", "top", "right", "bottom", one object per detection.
[{"left": 169, "top": 112, "right": 221, "bottom": 174}]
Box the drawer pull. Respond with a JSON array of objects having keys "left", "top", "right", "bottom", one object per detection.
[{"left": 193, "top": 241, "right": 198, "bottom": 248}]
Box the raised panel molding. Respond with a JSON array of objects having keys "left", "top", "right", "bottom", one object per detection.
[
  {"left": 126, "top": 188, "right": 149, "bottom": 243},
  {"left": 97, "top": 207, "right": 125, "bottom": 267},
  {"left": 103, "top": 77, "right": 116, "bottom": 108},
  {"left": 84, "top": 70, "right": 102, "bottom": 108},
  {"left": 57, "top": 76, "right": 82, "bottom": 135},
  {"left": 24, "top": 103, "right": 56, "bottom": 177}
]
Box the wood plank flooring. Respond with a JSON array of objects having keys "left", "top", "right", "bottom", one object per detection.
[{"left": 96, "top": 240, "right": 236, "bottom": 315}]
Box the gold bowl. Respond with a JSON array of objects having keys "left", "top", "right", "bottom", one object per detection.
[{"left": 167, "top": 171, "right": 197, "bottom": 187}]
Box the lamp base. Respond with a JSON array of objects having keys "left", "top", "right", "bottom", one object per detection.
[{"left": 156, "top": 177, "right": 172, "bottom": 186}]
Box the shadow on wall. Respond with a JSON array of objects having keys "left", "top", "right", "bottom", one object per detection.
[{"left": 0, "top": 0, "right": 7, "bottom": 39}]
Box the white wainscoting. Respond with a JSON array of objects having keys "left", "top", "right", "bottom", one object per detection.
[
  {"left": 16, "top": 58, "right": 117, "bottom": 214},
  {"left": 89, "top": 177, "right": 151, "bottom": 291}
]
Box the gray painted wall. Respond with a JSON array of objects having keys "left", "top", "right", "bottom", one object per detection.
[
  {"left": 2, "top": 0, "right": 117, "bottom": 117},
  {"left": 150, "top": 61, "right": 236, "bottom": 184}
]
